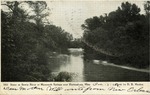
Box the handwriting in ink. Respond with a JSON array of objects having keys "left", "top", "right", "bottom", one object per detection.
[
  {"left": 127, "top": 87, "right": 150, "bottom": 93},
  {"left": 46, "top": 86, "right": 63, "bottom": 91}
]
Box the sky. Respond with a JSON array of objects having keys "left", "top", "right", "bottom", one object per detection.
[
  {"left": 45, "top": 0, "right": 145, "bottom": 38},
  {"left": 1, "top": 0, "right": 145, "bottom": 38}
]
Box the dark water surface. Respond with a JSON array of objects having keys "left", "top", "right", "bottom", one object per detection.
[{"left": 48, "top": 48, "right": 150, "bottom": 81}]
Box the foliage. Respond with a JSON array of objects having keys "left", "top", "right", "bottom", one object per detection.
[
  {"left": 82, "top": 2, "right": 149, "bottom": 68},
  {"left": 1, "top": 1, "right": 72, "bottom": 81},
  {"left": 54, "top": 71, "right": 72, "bottom": 82},
  {"left": 69, "top": 38, "right": 83, "bottom": 48}
]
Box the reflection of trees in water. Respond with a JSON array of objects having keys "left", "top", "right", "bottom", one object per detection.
[
  {"left": 48, "top": 49, "right": 84, "bottom": 82},
  {"left": 83, "top": 60, "right": 150, "bottom": 81},
  {"left": 48, "top": 54, "right": 70, "bottom": 72},
  {"left": 81, "top": 2, "right": 149, "bottom": 68},
  {"left": 1, "top": 1, "right": 73, "bottom": 81},
  {"left": 68, "top": 48, "right": 83, "bottom": 56}
]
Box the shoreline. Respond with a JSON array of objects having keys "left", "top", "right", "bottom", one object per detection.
[{"left": 92, "top": 60, "right": 150, "bottom": 73}]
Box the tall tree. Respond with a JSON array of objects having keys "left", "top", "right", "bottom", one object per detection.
[{"left": 82, "top": 2, "right": 149, "bottom": 67}]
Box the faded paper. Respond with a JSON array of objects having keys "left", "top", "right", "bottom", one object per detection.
[{"left": 0, "top": 0, "right": 150, "bottom": 95}]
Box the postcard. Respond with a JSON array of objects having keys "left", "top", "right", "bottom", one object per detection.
[{"left": 1, "top": 0, "right": 150, "bottom": 95}]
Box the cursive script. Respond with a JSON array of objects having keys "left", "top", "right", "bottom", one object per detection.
[
  {"left": 127, "top": 87, "right": 150, "bottom": 93},
  {"left": 108, "top": 87, "right": 125, "bottom": 91},
  {"left": 3, "top": 87, "right": 18, "bottom": 91},
  {"left": 2, "top": 85, "right": 150, "bottom": 94},
  {"left": 46, "top": 86, "right": 63, "bottom": 91},
  {"left": 64, "top": 86, "right": 105, "bottom": 93}
]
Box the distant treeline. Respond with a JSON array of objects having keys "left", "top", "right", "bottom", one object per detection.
[
  {"left": 82, "top": 2, "right": 149, "bottom": 68},
  {"left": 69, "top": 38, "right": 83, "bottom": 48},
  {"left": 1, "top": 1, "right": 73, "bottom": 81}
]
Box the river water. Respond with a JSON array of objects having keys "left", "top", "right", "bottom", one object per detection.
[{"left": 48, "top": 48, "right": 150, "bottom": 81}]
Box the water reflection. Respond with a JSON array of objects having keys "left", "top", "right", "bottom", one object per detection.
[
  {"left": 49, "top": 48, "right": 84, "bottom": 82},
  {"left": 48, "top": 48, "right": 149, "bottom": 81}
]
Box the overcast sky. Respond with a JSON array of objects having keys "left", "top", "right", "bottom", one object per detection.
[
  {"left": 1, "top": 0, "right": 145, "bottom": 38},
  {"left": 46, "top": 1, "right": 145, "bottom": 38}
]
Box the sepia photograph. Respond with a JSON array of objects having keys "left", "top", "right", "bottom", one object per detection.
[{"left": 1, "top": 0, "right": 150, "bottom": 82}]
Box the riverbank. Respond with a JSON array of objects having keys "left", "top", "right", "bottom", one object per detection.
[
  {"left": 84, "top": 52, "right": 149, "bottom": 70},
  {"left": 92, "top": 60, "right": 150, "bottom": 73}
]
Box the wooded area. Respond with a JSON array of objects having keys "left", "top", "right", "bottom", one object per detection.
[
  {"left": 82, "top": 1, "right": 150, "bottom": 68},
  {"left": 1, "top": 1, "right": 149, "bottom": 81},
  {"left": 1, "top": 1, "right": 73, "bottom": 81}
]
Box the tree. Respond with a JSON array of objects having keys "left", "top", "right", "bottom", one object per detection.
[
  {"left": 144, "top": 1, "right": 150, "bottom": 16},
  {"left": 82, "top": 2, "right": 149, "bottom": 68},
  {"left": 1, "top": 1, "right": 72, "bottom": 81},
  {"left": 25, "top": 1, "right": 49, "bottom": 25},
  {"left": 1, "top": 1, "right": 73, "bottom": 81}
]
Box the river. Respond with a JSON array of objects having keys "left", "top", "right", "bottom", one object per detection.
[{"left": 48, "top": 48, "right": 150, "bottom": 81}]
